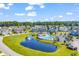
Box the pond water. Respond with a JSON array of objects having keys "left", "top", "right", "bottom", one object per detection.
[{"left": 20, "top": 36, "right": 57, "bottom": 52}]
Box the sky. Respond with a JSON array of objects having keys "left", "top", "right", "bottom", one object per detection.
[{"left": 0, "top": 3, "right": 79, "bottom": 22}]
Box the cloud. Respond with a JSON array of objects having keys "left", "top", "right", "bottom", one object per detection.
[
  {"left": 4, "top": 6, "right": 10, "bottom": 9},
  {"left": 0, "top": 3, "right": 10, "bottom": 10},
  {"left": 27, "top": 11, "right": 37, "bottom": 16},
  {"left": 28, "top": 3, "right": 41, "bottom": 5},
  {"left": 66, "top": 12, "right": 73, "bottom": 15},
  {"left": 0, "top": 3, "right": 14, "bottom": 10},
  {"left": 15, "top": 11, "right": 37, "bottom": 17},
  {"left": 0, "top": 3, "right": 5, "bottom": 8},
  {"left": 41, "top": 18, "right": 49, "bottom": 22},
  {"left": 25, "top": 6, "right": 33, "bottom": 11},
  {"left": 25, "top": 19, "right": 35, "bottom": 22},
  {"left": 70, "top": 19, "right": 75, "bottom": 21},
  {"left": 40, "top": 5, "right": 45, "bottom": 8},
  {"left": 45, "top": 18, "right": 49, "bottom": 21},
  {"left": 0, "top": 13, "right": 3, "bottom": 15},
  {"left": 28, "top": 3, "right": 45, "bottom": 8},
  {"left": 8, "top": 3, "right": 14, "bottom": 6},
  {"left": 50, "top": 17, "right": 54, "bottom": 19},
  {"left": 15, "top": 13, "right": 25, "bottom": 16},
  {"left": 59, "top": 15, "right": 63, "bottom": 18}
]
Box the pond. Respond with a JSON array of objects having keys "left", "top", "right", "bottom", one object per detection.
[{"left": 20, "top": 36, "right": 57, "bottom": 52}]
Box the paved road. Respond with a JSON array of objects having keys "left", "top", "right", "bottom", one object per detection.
[
  {"left": 0, "top": 52, "right": 6, "bottom": 56},
  {"left": 0, "top": 35, "right": 22, "bottom": 56}
]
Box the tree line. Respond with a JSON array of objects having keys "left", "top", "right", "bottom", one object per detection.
[{"left": 0, "top": 21, "right": 79, "bottom": 27}]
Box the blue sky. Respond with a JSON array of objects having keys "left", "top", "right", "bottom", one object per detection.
[{"left": 0, "top": 3, "right": 79, "bottom": 22}]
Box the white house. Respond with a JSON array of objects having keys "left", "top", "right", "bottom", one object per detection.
[
  {"left": 59, "top": 26, "right": 68, "bottom": 32},
  {"left": 0, "top": 27, "right": 12, "bottom": 35},
  {"left": 13, "top": 26, "right": 26, "bottom": 33}
]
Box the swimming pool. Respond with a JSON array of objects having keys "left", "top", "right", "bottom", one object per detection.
[
  {"left": 20, "top": 36, "right": 57, "bottom": 52},
  {"left": 38, "top": 34, "right": 54, "bottom": 40},
  {"left": 70, "top": 32, "right": 79, "bottom": 36}
]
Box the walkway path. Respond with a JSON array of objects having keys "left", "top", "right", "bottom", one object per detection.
[{"left": 0, "top": 34, "right": 23, "bottom": 56}]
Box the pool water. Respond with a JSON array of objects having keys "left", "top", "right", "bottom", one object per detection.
[
  {"left": 70, "top": 32, "right": 79, "bottom": 36},
  {"left": 43, "top": 34, "right": 53, "bottom": 40},
  {"left": 20, "top": 36, "right": 57, "bottom": 52},
  {"left": 38, "top": 34, "right": 54, "bottom": 40}
]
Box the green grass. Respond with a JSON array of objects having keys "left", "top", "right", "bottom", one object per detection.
[
  {"left": 0, "top": 51, "right": 2, "bottom": 53},
  {"left": 3, "top": 33, "right": 77, "bottom": 56}
]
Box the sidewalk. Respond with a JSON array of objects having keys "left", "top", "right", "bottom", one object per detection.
[{"left": 0, "top": 34, "right": 23, "bottom": 56}]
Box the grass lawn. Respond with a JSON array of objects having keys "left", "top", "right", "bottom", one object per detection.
[
  {"left": 0, "top": 51, "right": 2, "bottom": 53},
  {"left": 3, "top": 33, "right": 77, "bottom": 56}
]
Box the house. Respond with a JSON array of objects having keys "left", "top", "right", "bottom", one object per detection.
[
  {"left": 0, "top": 27, "right": 12, "bottom": 35},
  {"left": 57, "top": 35, "right": 66, "bottom": 42},
  {"left": 48, "top": 26, "right": 59, "bottom": 32},
  {"left": 48, "top": 28, "right": 56, "bottom": 32},
  {"left": 12, "top": 26, "right": 26, "bottom": 33},
  {"left": 59, "top": 26, "right": 68, "bottom": 32},
  {"left": 32, "top": 25, "right": 47, "bottom": 32},
  {"left": 69, "top": 37, "right": 79, "bottom": 50}
]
